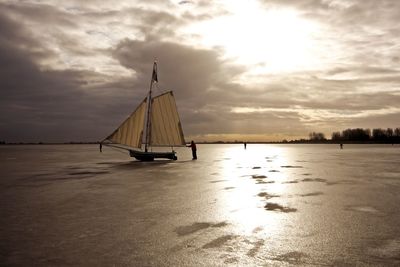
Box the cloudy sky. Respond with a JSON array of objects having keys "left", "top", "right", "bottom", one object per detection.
[{"left": 1, "top": 0, "right": 399, "bottom": 142}]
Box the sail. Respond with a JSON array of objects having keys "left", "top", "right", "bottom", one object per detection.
[
  {"left": 150, "top": 91, "right": 185, "bottom": 146},
  {"left": 105, "top": 98, "right": 147, "bottom": 148}
]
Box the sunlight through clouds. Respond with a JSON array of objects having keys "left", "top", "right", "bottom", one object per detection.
[{"left": 182, "top": 0, "right": 323, "bottom": 74}]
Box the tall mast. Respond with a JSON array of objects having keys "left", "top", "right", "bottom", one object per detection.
[{"left": 144, "top": 61, "right": 157, "bottom": 152}]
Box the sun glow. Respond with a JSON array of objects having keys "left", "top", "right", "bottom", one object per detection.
[{"left": 184, "top": 0, "right": 321, "bottom": 74}]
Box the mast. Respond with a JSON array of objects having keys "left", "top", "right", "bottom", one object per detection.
[{"left": 144, "top": 61, "right": 158, "bottom": 152}]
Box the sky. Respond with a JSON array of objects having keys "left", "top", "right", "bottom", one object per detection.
[{"left": 1, "top": 0, "right": 399, "bottom": 142}]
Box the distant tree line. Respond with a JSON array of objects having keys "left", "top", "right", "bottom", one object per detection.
[
  {"left": 331, "top": 128, "right": 400, "bottom": 143},
  {"left": 309, "top": 132, "right": 327, "bottom": 141},
  {"left": 307, "top": 128, "right": 400, "bottom": 143}
]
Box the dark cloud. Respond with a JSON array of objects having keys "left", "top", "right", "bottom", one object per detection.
[
  {"left": 111, "top": 38, "right": 250, "bottom": 136},
  {"left": 0, "top": 11, "right": 143, "bottom": 142}
]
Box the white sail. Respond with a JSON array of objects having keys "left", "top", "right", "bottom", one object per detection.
[
  {"left": 105, "top": 98, "right": 147, "bottom": 148},
  {"left": 150, "top": 91, "right": 185, "bottom": 146}
]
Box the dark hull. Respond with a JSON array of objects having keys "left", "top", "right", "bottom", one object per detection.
[{"left": 129, "top": 149, "right": 177, "bottom": 161}]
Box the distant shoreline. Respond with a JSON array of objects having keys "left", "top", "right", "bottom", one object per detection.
[
  {"left": 1, "top": 141, "right": 398, "bottom": 145},
  {"left": 0, "top": 142, "right": 99, "bottom": 145}
]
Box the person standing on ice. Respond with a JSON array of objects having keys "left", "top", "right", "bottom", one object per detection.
[{"left": 187, "top": 140, "right": 197, "bottom": 160}]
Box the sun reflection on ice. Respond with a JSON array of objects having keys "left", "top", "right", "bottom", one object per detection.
[{"left": 215, "top": 144, "right": 295, "bottom": 236}]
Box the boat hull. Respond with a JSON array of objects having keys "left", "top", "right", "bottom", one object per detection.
[{"left": 129, "top": 149, "right": 177, "bottom": 161}]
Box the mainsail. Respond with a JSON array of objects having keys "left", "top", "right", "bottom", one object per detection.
[
  {"left": 105, "top": 98, "right": 147, "bottom": 148},
  {"left": 149, "top": 91, "right": 185, "bottom": 146}
]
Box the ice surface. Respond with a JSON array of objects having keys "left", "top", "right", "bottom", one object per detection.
[{"left": 1, "top": 144, "right": 400, "bottom": 266}]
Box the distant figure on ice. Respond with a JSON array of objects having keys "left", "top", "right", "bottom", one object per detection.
[
  {"left": 99, "top": 142, "right": 102, "bottom": 152},
  {"left": 187, "top": 140, "right": 197, "bottom": 160},
  {"left": 340, "top": 143, "right": 343, "bottom": 149},
  {"left": 244, "top": 142, "right": 247, "bottom": 149}
]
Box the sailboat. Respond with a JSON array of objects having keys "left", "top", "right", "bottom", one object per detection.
[{"left": 102, "top": 61, "right": 186, "bottom": 161}]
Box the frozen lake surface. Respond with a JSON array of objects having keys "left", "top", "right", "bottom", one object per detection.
[{"left": 1, "top": 144, "right": 400, "bottom": 266}]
